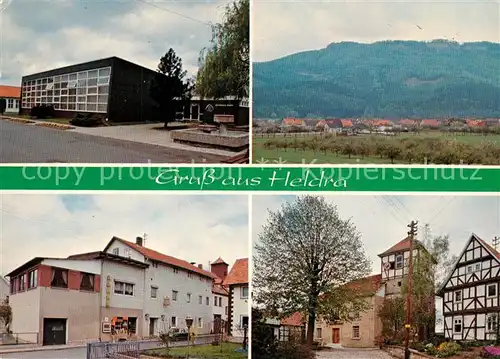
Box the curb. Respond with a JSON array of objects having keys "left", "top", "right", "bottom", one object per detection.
[
  {"left": 0, "top": 344, "right": 86, "bottom": 355},
  {"left": 0, "top": 116, "right": 35, "bottom": 124},
  {"left": 34, "top": 122, "right": 75, "bottom": 130}
]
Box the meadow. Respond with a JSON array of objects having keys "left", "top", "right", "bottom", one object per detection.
[{"left": 252, "top": 131, "right": 500, "bottom": 165}]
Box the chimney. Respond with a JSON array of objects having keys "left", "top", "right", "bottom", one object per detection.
[
  {"left": 190, "top": 262, "right": 196, "bottom": 265},
  {"left": 198, "top": 264, "right": 203, "bottom": 269},
  {"left": 136, "top": 237, "right": 143, "bottom": 246}
]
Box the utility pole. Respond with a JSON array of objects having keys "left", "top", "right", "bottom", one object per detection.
[
  {"left": 405, "top": 220, "right": 418, "bottom": 359},
  {"left": 493, "top": 236, "right": 500, "bottom": 251}
]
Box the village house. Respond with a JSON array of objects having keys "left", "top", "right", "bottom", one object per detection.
[
  {"left": 210, "top": 257, "right": 229, "bottom": 333},
  {"left": 438, "top": 234, "right": 500, "bottom": 341},
  {"left": 224, "top": 258, "right": 249, "bottom": 342},
  {"left": 0, "top": 85, "right": 21, "bottom": 114},
  {"left": 313, "top": 237, "right": 433, "bottom": 348},
  {"left": 281, "top": 117, "right": 305, "bottom": 128},
  {"left": 7, "top": 236, "right": 219, "bottom": 345}
]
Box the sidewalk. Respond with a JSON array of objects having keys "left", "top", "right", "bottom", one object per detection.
[{"left": 0, "top": 343, "right": 86, "bottom": 354}]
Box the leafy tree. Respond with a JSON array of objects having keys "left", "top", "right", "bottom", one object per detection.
[
  {"left": 378, "top": 296, "right": 406, "bottom": 341},
  {"left": 0, "top": 99, "right": 6, "bottom": 115},
  {"left": 0, "top": 298, "right": 12, "bottom": 332},
  {"left": 253, "top": 196, "right": 371, "bottom": 345},
  {"left": 150, "top": 48, "right": 193, "bottom": 127},
  {"left": 196, "top": 0, "right": 249, "bottom": 99}
]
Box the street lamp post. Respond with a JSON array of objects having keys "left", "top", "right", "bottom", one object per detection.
[{"left": 186, "top": 317, "right": 193, "bottom": 356}]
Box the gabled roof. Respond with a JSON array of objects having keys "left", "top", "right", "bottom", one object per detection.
[
  {"left": 223, "top": 258, "right": 248, "bottom": 286},
  {"left": 104, "top": 237, "right": 215, "bottom": 279},
  {"left": 212, "top": 257, "right": 228, "bottom": 265},
  {"left": 0, "top": 85, "right": 21, "bottom": 99},
  {"left": 281, "top": 312, "right": 305, "bottom": 327},
  {"left": 212, "top": 282, "right": 229, "bottom": 296},
  {"left": 378, "top": 237, "right": 414, "bottom": 256},
  {"left": 437, "top": 233, "right": 500, "bottom": 295}
]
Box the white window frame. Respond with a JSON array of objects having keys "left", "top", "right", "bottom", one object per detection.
[
  {"left": 395, "top": 254, "right": 404, "bottom": 269},
  {"left": 487, "top": 314, "right": 498, "bottom": 333},
  {"left": 467, "top": 265, "right": 473, "bottom": 273},
  {"left": 241, "top": 286, "right": 249, "bottom": 299},
  {"left": 454, "top": 290, "right": 462, "bottom": 302},
  {"left": 151, "top": 285, "right": 158, "bottom": 299},
  {"left": 114, "top": 280, "right": 134, "bottom": 296},
  {"left": 453, "top": 318, "right": 463, "bottom": 333},
  {"left": 487, "top": 283, "right": 497, "bottom": 298}
]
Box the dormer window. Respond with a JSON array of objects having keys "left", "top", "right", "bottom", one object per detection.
[{"left": 395, "top": 254, "right": 404, "bottom": 269}]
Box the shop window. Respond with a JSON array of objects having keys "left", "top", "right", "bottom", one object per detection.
[{"left": 111, "top": 317, "right": 137, "bottom": 335}]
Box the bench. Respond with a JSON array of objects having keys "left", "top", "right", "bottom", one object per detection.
[{"left": 221, "top": 150, "right": 249, "bottom": 164}]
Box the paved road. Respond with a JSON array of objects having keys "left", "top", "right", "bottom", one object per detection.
[
  {"left": 0, "top": 121, "right": 226, "bottom": 163},
  {"left": 0, "top": 347, "right": 86, "bottom": 358},
  {"left": 316, "top": 348, "right": 392, "bottom": 359}
]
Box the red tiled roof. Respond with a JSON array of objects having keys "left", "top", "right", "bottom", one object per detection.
[
  {"left": 466, "top": 120, "right": 486, "bottom": 127},
  {"left": 378, "top": 237, "right": 412, "bottom": 256},
  {"left": 0, "top": 85, "right": 21, "bottom": 99},
  {"left": 281, "top": 312, "right": 305, "bottom": 327},
  {"left": 212, "top": 282, "right": 229, "bottom": 296},
  {"left": 112, "top": 237, "right": 215, "bottom": 279},
  {"left": 477, "top": 236, "right": 500, "bottom": 260},
  {"left": 340, "top": 119, "right": 353, "bottom": 127},
  {"left": 223, "top": 258, "right": 248, "bottom": 286},
  {"left": 212, "top": 257, "right": 228, "bottom": 265},
  {"left": 282, "top": 118, "right": 304, "bottom": 126},
  {"left": 421, "top": 119, "right": 439, "bottom": 127}
]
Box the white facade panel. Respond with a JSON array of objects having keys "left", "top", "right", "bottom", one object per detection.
[
  {"left": 43, "top": 259, "right": 101, "bottom": 274},
  {"left": 102, "top": 261, "right": 145, "bottom": 310}
]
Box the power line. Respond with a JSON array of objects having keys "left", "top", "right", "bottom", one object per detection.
[{"left": 133, "top": 0, "right": 216, "bottom": 27}]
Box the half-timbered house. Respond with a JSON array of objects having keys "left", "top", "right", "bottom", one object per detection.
[{"left": 438, "top": 233, "right": 500, "bottom": 341}]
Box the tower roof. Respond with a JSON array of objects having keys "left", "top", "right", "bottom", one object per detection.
[{"left": 212, "top": 257, "right": 228, "bottom": 265}]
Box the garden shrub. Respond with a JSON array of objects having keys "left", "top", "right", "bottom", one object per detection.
[
  {"left": 30, "top": 104, "right": 55, "bottom": 119},
  {"left": 70, "top": 113, "right": 104, "bottom": 127},
  {"left": 436, "top": 341, "right": 461, "bottom": 357}
]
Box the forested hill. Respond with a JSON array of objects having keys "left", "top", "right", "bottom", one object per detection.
[{"left": 253, "top": 40, "right": 500, "bottom": 119}]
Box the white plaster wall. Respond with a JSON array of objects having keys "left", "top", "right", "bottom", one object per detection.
[
  {"left": 142, "top": 264, "right": 213, "bottom": 336},
  {"left": 101, "top": 261, "right": 145, "bottom": 310},
  {"left": 105, "top": 241, "right": 145, "bottom": 262},
  {"left": 10, "top": 288, "right": 41, "bottom": 343},
  {"left": 212, "top": 294, "right": 228, "bottom": 320},
  {"left": 231, "top": 285, "right": 249, "bottom": 339},
  {"left": 43, "top": 259, "right": 101, "bottom": 274}
]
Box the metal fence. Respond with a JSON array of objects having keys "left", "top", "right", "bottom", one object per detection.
[{"left": 87, "top": 335, "right": 219, "bottom": 359}]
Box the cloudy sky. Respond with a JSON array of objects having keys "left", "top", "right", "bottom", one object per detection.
[
  {"left": 0, "top": 0, "right": 229, "bottom": 86},
  {"left": 0, "top": 194, "right": 249, "bottom": 275},
  {"left": 253, "top": 195, "right": 500, "bottom": 274},
  {"left": 253, "top": 0, "right": 500, "bottom": 62}
]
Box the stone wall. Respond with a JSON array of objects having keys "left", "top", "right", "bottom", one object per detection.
[
  {"left": 171, "top": 129, "right": 249, "bottom": 151},
  {"left": 384, "top": 345, "right": 436, "bottom": 359}
]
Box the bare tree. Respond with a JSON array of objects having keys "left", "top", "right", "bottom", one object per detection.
[{"left": 253, "top": 196, "right": 371, "bottom": 345}]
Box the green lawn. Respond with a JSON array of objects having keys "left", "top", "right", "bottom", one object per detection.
[{"left": 145, "top": 343, "right": 247, "bottom": 358}]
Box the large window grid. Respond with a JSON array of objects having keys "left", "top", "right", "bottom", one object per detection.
[{"left": 21, "top": 67, "right": 111, "bottom": 113}]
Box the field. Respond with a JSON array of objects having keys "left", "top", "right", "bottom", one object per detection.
[{"left": 252, "top": 132, "right": 500, "bottom": 165}]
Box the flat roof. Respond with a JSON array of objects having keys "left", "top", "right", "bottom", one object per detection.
[{"left": 22, "top": 56, "right": 157, "bottom": 82}]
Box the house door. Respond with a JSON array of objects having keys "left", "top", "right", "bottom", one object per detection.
[
  {"left": 213, "top": 315, "right": 222, "bottom": 334},
  {"left": 43, "top": 318, "right": 67, "bottom": 346},
  {"left": 332, "top": 328, "right": 340, "bottom": 344},
  {"left": 149, "top": 318, "right": 157, "bottom": 336}
]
